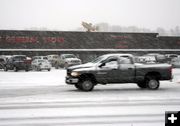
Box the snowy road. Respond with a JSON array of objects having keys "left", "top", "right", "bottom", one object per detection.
[{"left": 0, "top": 68, "right": 180, "bottom": 126}]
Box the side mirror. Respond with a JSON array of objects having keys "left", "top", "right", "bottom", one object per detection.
[
  {"left": 99, "top": 63, "right": 105, "bottom": 68},
  {"left": 99, "top": 63, "right": 118, "bottom": 70}
]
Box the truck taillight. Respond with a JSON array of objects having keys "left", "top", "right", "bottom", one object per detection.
[{"left": 24, "top": 60, "right": 32, "bottom": 64}]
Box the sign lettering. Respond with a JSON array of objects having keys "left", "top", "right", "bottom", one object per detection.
[{"left": 4, "top": 36, "right": 64, "bottom": 43}]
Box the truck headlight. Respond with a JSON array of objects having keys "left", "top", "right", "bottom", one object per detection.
[{"left": 71, "top": 71, "right": 80, "bottom": 77}]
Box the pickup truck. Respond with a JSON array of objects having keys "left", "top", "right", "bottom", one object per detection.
[
  {"left": 54, "top": 54, "right": 81, "bottom": 69},
  {"left": 66, "top": 54, "right": 172, "bottom": 91}
]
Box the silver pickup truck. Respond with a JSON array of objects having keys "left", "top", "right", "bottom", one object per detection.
[
  {"left": 66, "top": 54, "right": 172, "bottom": 91},
  {"left": 55, "top": 54, "right": 81, "bottom": 69}
]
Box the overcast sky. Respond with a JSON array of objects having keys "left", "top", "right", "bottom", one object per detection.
[{"left": 0, "top": 0, "right": 180, "bottom": 31}]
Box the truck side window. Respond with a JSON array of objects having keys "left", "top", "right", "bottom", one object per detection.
[
  {"left": 105, "top": 58, "right": 118, "bottom": 66},
  {"left": 119, "top": 58, "right": 132, "bottom": 64}
]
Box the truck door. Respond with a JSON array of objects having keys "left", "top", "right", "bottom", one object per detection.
[
  {"left": 97, "top": 57, "right": 120, "bottom": 83},
  {"left": 117, "top": 57, "right": 135, "bottom": 83}
]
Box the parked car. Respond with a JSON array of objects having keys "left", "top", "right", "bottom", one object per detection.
[
  {"left": 165, "top": 54, "right": 179, "bottom": 63},
  {"left": 66, "top": 54, "right": 172, "bottom": 91},
  {"left": 55, "top": 54, "right": 81, "bottom": 69},
  {"left": 145, "top": 53, "right": 167, "bottom": 63},
  {"left": 0, "top": 57, "right": 6, "bottom": 69},
  {"left": 171, "top": 57, "right": 180, "bottom": 68},
  {"left": 135, "top": 55, "right": 156, "bottom": 64},
  {"left": 47, "top": 54, "right": 59, "bottom": 67},
  {"left": 31, "top": 59, "right": 51, "bottom": 71},
  {"left": 4, "top": 55, "right": 31, "bottom": 72}
]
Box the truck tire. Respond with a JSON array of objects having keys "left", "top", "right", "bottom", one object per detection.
[
  {"left": 137, "top": 82, "right": 147, "bottom": 89},
  {"left": 79, "top": 78, "right": 94, "bottom": 91},
  {"left": 74, "top": 83, "right": 82, "bottom": 90},
  {"left": 146, "top": 77, "right": 160, "bottom": 90}
]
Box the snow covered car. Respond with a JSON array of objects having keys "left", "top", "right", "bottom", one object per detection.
[
  {"left": 135, "top": 55, "right": 156, "bottom": 64},
  {"left": 31, "top": 59, "right": 51, "bottom": 71},
  {"left": 47, "top": 54, "right": 59, "bottom": 67},
  {"left": 55, "top": 54, "right": 81, "bottom": 69},
  {"left": 171, "top": 57, "right": 180, "bottom": 68}
]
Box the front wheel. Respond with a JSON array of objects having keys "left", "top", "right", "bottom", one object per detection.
[
  {"left": 79, "top": 79, "right": 94, "bottom": 91},
  {"left": 74, "top": 83, "right": 82, "bottom": 90},
  {"left": 146, "top": 77, "right": 160, "bottom": 90}
]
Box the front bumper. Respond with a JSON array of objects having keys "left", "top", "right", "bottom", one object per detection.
[{"left": 66, "top": 76, "right": 79, "bottom": 84}]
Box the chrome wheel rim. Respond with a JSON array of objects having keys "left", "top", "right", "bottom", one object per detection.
[
  {"left": 82, "top": 81, "right": 93, "bottom": 90},
  {"left": 148, "top": 80, "right": 158, "bottom": 89}
]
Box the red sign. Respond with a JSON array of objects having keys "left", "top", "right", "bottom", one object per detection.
[
  {"left": 3, "top": 36, "right": 64, "bottom": 43},
  {"left": 5, "top": 36, "right": 38, "bottom": 43}
]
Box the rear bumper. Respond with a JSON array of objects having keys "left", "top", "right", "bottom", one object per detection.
[
  {"left": 160, "top": 75, "right": 173, "bottom": 81},
  {"left": 66, "top": 76, "right": 79, "bottom": 84}
]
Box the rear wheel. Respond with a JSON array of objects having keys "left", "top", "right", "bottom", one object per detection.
[
  {"left": 146, "top": 77, "right": 160, "bottom": 90},
  {"left": 79, "top": 78, "right": 94, "bottom": 91}
]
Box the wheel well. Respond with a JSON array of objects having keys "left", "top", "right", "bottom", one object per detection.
[
  {"left": 145, "top": 72, "right": 161, "bottom": 80},
  {"left": 79, "top": 74, "right": 97, "bottom": 84}
]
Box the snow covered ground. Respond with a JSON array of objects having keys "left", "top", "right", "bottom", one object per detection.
[
  {"left": 0, "top": 68, "right": 179, "bottom": 87},
  {"left": 0, "top": 68, "right": 180, "bottom": 126}
]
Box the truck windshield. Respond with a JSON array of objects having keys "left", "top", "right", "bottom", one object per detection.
[{"left": 91, "top": 56, "right": 105, "bottom": 63}]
